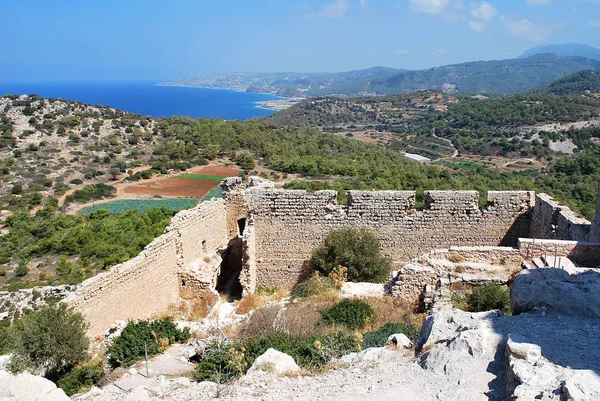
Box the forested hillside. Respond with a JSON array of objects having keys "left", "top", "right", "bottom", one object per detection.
[{"left": 1, "top": 93, "right": 600, "bottom": 290}]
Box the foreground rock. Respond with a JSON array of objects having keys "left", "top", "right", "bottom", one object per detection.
[
  {"left": 246, "top": 348, "right": 300, "bottom": 376},
  {"left": 0, "top": 370, "right": 69, "bottom": 401},
  {"left": 74, "top": 306, "right": 600, "bottom": 400},
  {"left": 511, "top": 268, "right": 600, "bottom": 317}
]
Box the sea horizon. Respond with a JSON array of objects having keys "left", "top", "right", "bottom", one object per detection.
[{"left": 0, "top": 81, "right": 281, "bottom": 120}]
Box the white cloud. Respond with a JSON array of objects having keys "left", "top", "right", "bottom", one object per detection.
[
  {"left": 591, "top": 19, "right": 600, "bottom": 27},
  {"left": 526, "top": 0, "right": 552, "bottom": 6},
  {"left": 305, "top": 0, "right": 350, "bottom": 18},
  {"left": 470, "top": 1, "right": 497, "bottom": 21},
  {"left": 359, "top": 0, "right": 368, "bottom": 8},
  {"left": 469, "top": 21, "right": 486, "bottom": 31},
  {"left": 394, "top": 49, "right": 410, "bottom": 55},
  {"left": 408, "top": 0, "right": 451, "bottom": 14},
  {"left": 505, "top": 18, "right": 552, "bottom": 42},
  {"left": 434, "top": 49, "right": 447, "bottom": 54}
]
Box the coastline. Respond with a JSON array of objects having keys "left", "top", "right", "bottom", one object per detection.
[{"left": 156, "top": 82, "right": 304, "bottom": 111}]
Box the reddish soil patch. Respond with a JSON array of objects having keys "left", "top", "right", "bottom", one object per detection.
[
  {"left": 191, "top": 165, "right": 242, "bottom": 176},
  {"left": 123, "top": 179, "right": 217, "bottom": 198}
]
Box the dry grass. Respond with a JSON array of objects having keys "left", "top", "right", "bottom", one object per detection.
[
  {"left": 235, "top": 288, "right": 288, "bottom": 315},
  {"left": 360, "top": 296, "right": 416, "bottom": 332},
  {"left": 282, "top": 292, "right": 341, "bottom": 337},
  {"left": 448, "top": 253, "right": 466, "bottom": 263},
  {"left": 169, "top": 288, "right": 218, "bottom": 321},
  {"left": 243, "top": 303, "right": 283, "bottom": 337}
]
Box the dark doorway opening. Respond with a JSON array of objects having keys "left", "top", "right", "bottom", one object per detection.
[
  {"left": 216, "top": 238, "right": 243, "bottom": 301},
  {"left": 237, "top": 218, "right": 246, "bottom": 237}
]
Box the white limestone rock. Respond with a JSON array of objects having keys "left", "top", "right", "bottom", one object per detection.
[
  {"left": 246, "top": 348, "right": 300, "bottom": 376},
  {"left": 340, "top": 282, "right": 387, "bottom": 298},
  {"left": 511, "top": 268, "right": 600, "bottom": 317},
  {"left": 386, "top": 333, "right": 413, "bottom": 349},
  {"left": 0, "top": 370, "right": 69, "bottom": 401}
]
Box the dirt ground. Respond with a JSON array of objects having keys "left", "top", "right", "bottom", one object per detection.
[{"left": 123, "top": 178, "right": 218, "bottom": 198}]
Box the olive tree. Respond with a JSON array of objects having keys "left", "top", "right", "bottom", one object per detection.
[
  {"left": 4, "top": 303, "right": 88, "bottom": 380},
  {"left": 311, "top": 228, "right": 391, "bottom": 283}
]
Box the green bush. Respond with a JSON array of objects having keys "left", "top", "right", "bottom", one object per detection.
[
  {"left": 362, "top": 322, "right": 421, "bottom": 348},
  {"left": 108, "top": 318, "right": 190, "bottom": 368},
  {"left": 4, "top": 303, "right": 88, "bottom": 380},
  {"left": 321, "top": 299, "right": 375, "bottom": 330},
  {"left": 193, "top": 332, "right": 358, "bottom": 383},
  {"left": 467, "top": 284, "right": 511, "bottom": 314},
  {"left": 69, "top": 179, "right": 83, "bottom": 185},
  {"left": 291, "top": 273, "right": 334, "bottom": 298},
  {"left": 57, "top": 363, "right": 104, "bottom": 396},
  {"left": 311, "top": 228, "right": 391, "bottom": 283}
]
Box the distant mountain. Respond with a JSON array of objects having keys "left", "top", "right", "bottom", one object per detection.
[
  {"left": 314, "top": 54, "right": 600, "bottom": 96},
  {"left": 519, "top": 43, "right": 600, "bottom": 60},
  {"left": 540, "top": 69, "right": 600, "bottom": 95},
  {"left": 159, "top": 67, "right": 405, "bottom": 98},
  {"left": 162, "top": 54, "right": 600, "bottom": 97}
]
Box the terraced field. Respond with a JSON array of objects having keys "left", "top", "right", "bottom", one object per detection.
[{"left": 80, "top": 198, "right": 199, "bottom": 214}]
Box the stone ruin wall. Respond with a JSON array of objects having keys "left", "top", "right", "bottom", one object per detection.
[
  {"left": 530, "top": 194, "right": 592, "bottom": 242},
  {"left": 67, "top": 199, "right": 228, "bottom": 337},
  {"left": 246, "top": 188, "right": 535, "bottom": 289}
]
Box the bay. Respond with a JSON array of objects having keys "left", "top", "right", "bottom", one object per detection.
[{"left": 0, "top": 81, "right": 280, "bottom": 120}]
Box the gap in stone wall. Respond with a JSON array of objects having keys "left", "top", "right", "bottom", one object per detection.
[{"left": 215, "top": 237, "right": 243, "bottom": 302}]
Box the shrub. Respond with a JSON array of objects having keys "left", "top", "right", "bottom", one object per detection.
[
  {"left": 292, "top": 273, "right": 334, "bottom": 299},
  {"left": 4, "top": 303, "right": 88, "bottom": 380},
  {"left": 69, "top": 179, "right": 83, "bottom": 185},
  {"left": 193, "top": 332, "right": 358, "bottom": 383},
  {"left": 57, "top": 363, "right": 103, "bottom": 396},
  {"left": 108, "top": 318, "right": 190, "bottom": 368},
  {"left": 0, "top": 269, "right": 6, "bottom": 276},
  {"left": 467, "top": 284, "right": 511, "bottom": 314},
  {"left": 321, "top": 299, "right": 375, "bottom": 330},
  {"left": 311, "top": 228, "right": 391, "bottom": 283},
  {"left": 362, "top": 322, "right": 421, "bottom": 348}
]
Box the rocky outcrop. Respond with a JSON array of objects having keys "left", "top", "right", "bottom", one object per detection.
[
  {"left": 0, "top": 370, "right": 69, "bottom": 401},
  {"left": 511, "top": 268, "right": 600, "bottom": 317},
  {"left": 0, "top": 285, "right": 76, "bottom": 326}
]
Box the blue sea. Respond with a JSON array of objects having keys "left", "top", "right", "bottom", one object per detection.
[{"left": 0, "top": 81, "right": 281, "bottom": 120}]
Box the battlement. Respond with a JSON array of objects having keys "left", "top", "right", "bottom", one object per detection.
[
  {"left": 530, "top": 194, "right": 592, "bottom": 242},
  {"left": 246, "top": 186, "right": 535, "bottom": 288}
]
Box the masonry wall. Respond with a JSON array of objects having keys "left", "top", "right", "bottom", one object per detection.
[
  {"left": 68, "top": 199, "right": 228, "bottom": 337},
  {"left": 518, "top": 238, "right": 600, "bottom": 267},
  {"left": 530, "top": 194, "right": 591, "bottom": 242},
  {"left": 246, "top": 188, "right": 534, "bottom": 289}
]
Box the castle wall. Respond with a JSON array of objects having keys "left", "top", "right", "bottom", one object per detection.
[
  {"left": 239, "top": 218, "right": 257, "bottom": 295},
  {"left": 518, "top": 238, "right": 600, "bottom": 267},
  {"left": 530, "top": 194, "right": 591, "bottom": 242},
  {"left": 247, "top": 188, "right": 534, "bottom": 289},
  {"left": 67, "top": 199, "right": 228, "bottom": 337}
]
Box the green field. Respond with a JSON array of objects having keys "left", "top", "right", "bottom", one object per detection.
[
  {"left": 202, "top": 186, "right": 223, "bottom": 201},
  {"left": 176, "top": 174, "right": 227, "bottom": 182},
  {"left": 437, "top": 160, "right": 483, "bottom": 171},
  {"left": 80, "top": 198, "right": 199, "bottom": 214}
]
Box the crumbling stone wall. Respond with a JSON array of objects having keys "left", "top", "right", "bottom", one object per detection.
[
  {"left": 67, "top": 199, "right": 228, "bottom": 337},
  {"left": 518, "top": 238, "right": 600, "bottom": 267},
  {"left": 246, "top": 188, "right": 534, "bottom": 289},
  {"left": 530, "top": 194, "right": 591, "bottom": 242}
]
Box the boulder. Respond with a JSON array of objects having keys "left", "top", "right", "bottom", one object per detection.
[
  {"left": 386, "top": 333, "right": 413, "bottom": 349},
  {"left": 511, "top": 268, "right": 600, "bottom": 317},
  {"left": 246, "top": 348, "right": 300, "bottom": 376},
  {"left": 0, "top": 370, "right": 69, "bottom": 401}
]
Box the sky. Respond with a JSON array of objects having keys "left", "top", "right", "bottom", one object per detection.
[{"left": 1, "top": 0, "right": 600, "bottom": 82}]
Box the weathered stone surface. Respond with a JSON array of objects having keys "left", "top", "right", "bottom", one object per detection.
[
  {"left": 246, "top": 348, "right": 300, "bottom": 376},
  {"left": 0, "top": 370, "right": 69, "bottom": 401},
  {"left": 386, "top": 333, "right": 412, "bottom": 349},
  {"left": 246, "top": 187, "right": 534, "bottom": 289},
  {"left": 511, "top": 268, "right": 600, "bottom": 317}
]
